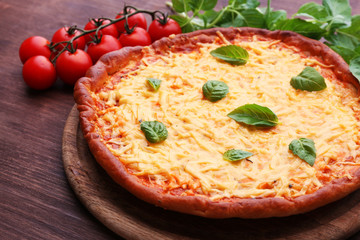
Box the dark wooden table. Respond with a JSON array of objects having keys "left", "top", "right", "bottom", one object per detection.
[{"left": 1, "top": 0, "right": 360, "bottom": 239}]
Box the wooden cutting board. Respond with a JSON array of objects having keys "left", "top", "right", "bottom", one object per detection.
[{"left": 62, "top": 105, "right": 360, "bottom": 240}]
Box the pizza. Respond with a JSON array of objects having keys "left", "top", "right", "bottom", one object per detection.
[{"left": 74, "top": 27, "right": 360, "bottom": 218}]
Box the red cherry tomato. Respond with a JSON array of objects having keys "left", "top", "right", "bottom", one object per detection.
[
  {"left": 51, "top": 26, "right": 86, "bottom": 51},
  {"left": 22, "top": 55, "right": 56, "bottom": 90},
  {"left": 115, "top": 9, "right": 147, "bottom": 34},
  {"left": 87, "top": 35, "right": 122, "bottom": 63},
  {"left": 19, "top": 36, "right": 52, "bottom": 64},
  {"left": 119, "top": 27, "right": 151, "bottom": 47},
  {"left": 84, "top": 19, "right": 119, "bottom": 43},
  {"left": 55, "top": 49, "right": 93, "bottom": 85},
  {"left": 148, "top": 18, "right": 182, "bottom": 42}
]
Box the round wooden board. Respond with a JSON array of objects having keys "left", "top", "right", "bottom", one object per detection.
[{"left": 63, "top": 105, "right": 360, "bottom": 240}]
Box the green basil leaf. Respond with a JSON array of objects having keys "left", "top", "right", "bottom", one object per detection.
[
  {"left": 171, "top": 0, "right": 191, "bottom": 13},
  {"left": 289, "top": 138, "right": 316, "bottom": 166},
  {"left": 275, "top": 19, "right": 326, "bottom": 40},
  {"left": 229, "top": 0, "right": 260, "bottom": 10},
  {"left": 140, "top": 121, "right": 168, "bottom": 143},
  {"left": 189, "top": 0, "right": 217, "bottom": 11},
  {"left": 290, "top": 66, "right": 327, "bottom": 91},
  {"left": 210, "top": 45, "right": 249, "bottom": 65},
  {"left": 198, "top": 10, "right": 220, "bottom": 28},
  {"left": 295, "top": 2, "right": 329, "bottom": 22},
  {"left": 350, "top": 56, "right": 360, "bottom": 82},
  {"left": 240, "top": 8, "right": 266, "bottom": 28},
  {"left": 146, "top": 78, "right": 162, "bottom": 91},
  {"left": 329, "top": 45, "right": 359, "bottom": 64},
  {"left": 170, "top": 15, "right": 199, "bottom": 33},
  {"left": 355, "top": 45, "right": 360, "bottom": 55},
  {"left": 219, "top": 11, "right": 247, "bottom": 28},
  {"left": 228, "top": 103, "right": 278, "bottom": 127},
  {"left": 202, "top": 80, "right": 229, "bottom": 102},
  {"left": 322, "top": 0, "right": 351, "bottom": 31},
  {"left": 223, "top": 149, "right": 253, "bottom": 162},
  {"left": 337, "top": 15, "right": 360, "bottom": 41},
  {"left": 266, "top": 10, "right": 287, "bottom": 30},
  {"left": 325, "top": 32, "right": 359, "bottom": 50}
]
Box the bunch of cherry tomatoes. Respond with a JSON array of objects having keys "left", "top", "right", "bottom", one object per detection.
[{"left": 19, "top": 7, "right": 181, "bottom": 90}]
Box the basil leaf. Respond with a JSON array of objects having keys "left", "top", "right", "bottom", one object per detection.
[
  {"left": 170, "top": 15, "right": 199, "bottom": 33},
  {"left": 275, "top": 19, "right": 326, "bottom": 40},
  {"left": 355, "top": 46, "right": 360, "bottom": 55},
  {"left": 199, "top": 10, "right": 220, "bottom": 28},
  {"left": 338, "top": 15, "right": 360, "bottom": 41},
  {"left": 210, "top": 45, "right": 249, "bottom": 65},
  {"left": 322, "top": 0, "right": 352, "bottom": 31},
  {"left": 171, "top": 0, "right": 191, "bottom": 13},
  {"left": 202, "top": 80, "right": 229, "bottom": 102},
  {"left": 228, "top": 103, "right": 278, "bottom": 127},
  {"left": 189, "top": 0, "right": 217, "bottom": 11},
  {"left": 330, "top": 45, "right": 359, "bottom": 64},
  {"left": 266, "top": 10, "right": 287, "bottom": 30},
  {"left": 219, "top": 11, "right": 247, "bottom": 28},
  {"left": 290, "top": 66, "right": 327, "bottom": 91},
  {"left": 350, "top": 56, "right": 360, "bottom": 82},
  {"left": 229, "top": 0, "right": 260, "bottom": 10},
  {"left": 140, "top": 121, "right": 168, "bottom": 143},
  {"left": 289, "top": 138, "right": 316, "bottom": 166},
  {"left": 146, "top": 78, "right": 162, "bottom": 91},
  {"left": 295, "top": 2, "right": 330, "bottom": 22},
  {"left": 325, "top": 33, "right": 359, "bottom": 50},
  {"left": 223, "top": 149, "right": 253, "bottom": 162},
  {"left": 240, "top": 8, "right": 266, "bottom": 28}
]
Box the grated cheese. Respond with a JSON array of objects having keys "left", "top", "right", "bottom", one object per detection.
[{"left": 91, "top": 39, "right": 360, "bottom": 200}]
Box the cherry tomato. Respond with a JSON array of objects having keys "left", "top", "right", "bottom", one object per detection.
[
  {"left": 84, "top": 19, "right": 119, "bottom": 43},
  {"left": 115, "top": 9, "right": 147, "bottom": 34},
  {"left": 87, "top": 35, "right": 122, "bottom": 63},
  {"left": 119, "top": 27, "right": 151, "bottom": 47},
  {"left": 22, "top": 55, "right": 56, "bottom": 90},
  {"left": 55, "top": 49, "right": 92, "bottom": 85},
  {"left": 19, "top": 36, "right": 52, "bottom": 64},
  {"left": 51, "top": 26, "right": 86, "bottom": 51},
  {"left": 148, "top": 18, "right": 182, "bottom": 42}
]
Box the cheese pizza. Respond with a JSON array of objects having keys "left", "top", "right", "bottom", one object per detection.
[{"left": 74, "top": 27, "right": 360, "bottom": 218}]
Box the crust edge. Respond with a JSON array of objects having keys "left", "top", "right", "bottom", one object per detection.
[{"left": 74, "top": 27, "right": 360, "bottom": 218}]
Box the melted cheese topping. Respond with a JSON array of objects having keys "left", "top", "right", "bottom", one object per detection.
[{"left": 93, "top": 37, "right": 360, "bottom": 200}]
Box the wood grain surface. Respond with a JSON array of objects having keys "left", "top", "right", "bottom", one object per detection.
[
  {"left": 1, "top": 0, "right": 360, "bottom": 239},
  {"left": 63, "top": 106, "right": 360, "bottom": 240}
]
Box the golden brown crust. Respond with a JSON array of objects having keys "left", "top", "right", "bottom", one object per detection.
[{"left": 74, "top": 27, "right": 360, "bottom": 218}]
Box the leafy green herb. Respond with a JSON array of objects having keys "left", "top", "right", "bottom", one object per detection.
[
  {"left": 289, "top": 138, "right": 316, "bottom": 166},
  {"left": 140, "top": 121, "right": 168, "bottom": 143},
  {"left": 325, "top": 15, "right": 360, "bottom": 65},
  {"left": 168, "top": 0, "right": 360, "bottom": 82},
  {"left": 350, "top": 56, "right": 360, "bottom": 81},
  {"left": 227, "top": 103, "right": 278, "bottom": 127},
  {"left": 223, "top": 149, "right": 253, "bottom": 162},
  {"left": 210, "top": 45, "right": 249, "bottom": 65},
  {"left": 202, "top": 80, "right": 229, "bottom": 102},
  {"left": 290, "top": 66, "right": 327, "bottom": 91},
  {"left": 146, "top": 78, "right": 162, "bottom": 91},
  {"left": 274, "top": 18, "right": 326, "bottom": 40}
]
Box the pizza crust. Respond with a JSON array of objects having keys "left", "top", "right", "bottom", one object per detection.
[{"left": 74, "top": 27, "right": 360, "bottom": 218}]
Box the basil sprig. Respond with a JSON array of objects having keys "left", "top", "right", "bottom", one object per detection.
[
  {"left": 140, "top": 121, "right": 168, "bottom": 143},
  {"left": 290, "top": 67, "right": 327, "bottom": 91},
  {"left": 228, "top": 104, "right": 278, "bottom": 127},
  {"left": 210, "top": 45, "right": 249, "bottom": 65},
  {"left": 289, "top": 138, "right": 316, "bottom": 166},
  {"left": 223, "top": 149, "right": 253, "bottom": 162},
  {"left": 146, "top": 78, "right": 162, "bottom": 91},
  {"left": 202, "top": 80, "right": 229, "bottom": 102}
]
